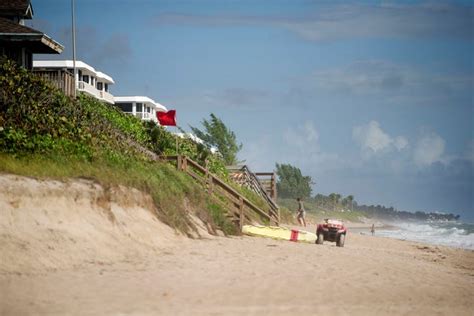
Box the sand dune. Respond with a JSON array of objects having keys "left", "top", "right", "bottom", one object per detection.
[{"left": 1, "top": 174, "right": 473, "bottom": 315}]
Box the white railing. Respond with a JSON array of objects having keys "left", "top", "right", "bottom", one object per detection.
[
  {"left": 140, "top": 113, "right": 157, "bottom": 122},
  {"left": 120, "top": 111, "right": 157, "bottom": 123},
  {"left": 99, "top": 90, "right": 114, "bottom": 104},
  {"left": 78, "top": 81, "right": 100, "bottom": 99},
  {"left": 78, "top": 81, "right": 114, "bottom": 104}
]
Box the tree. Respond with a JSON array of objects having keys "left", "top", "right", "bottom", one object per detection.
[
  {"left": 190, "top": 113, "right": 242, "bottom": 165},
  {"left": 342, "top": 195, "right": 354, "bottom": 210},
  {"left": 275, "top": 163, "right": 312, "bottom": 199},
  {"left": 328, "top": 193, "right": 341, "bottom": 211}
]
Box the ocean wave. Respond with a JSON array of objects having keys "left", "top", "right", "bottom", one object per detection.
[{"left": 376, "top": 221, "right": 474, "bottom": 250}]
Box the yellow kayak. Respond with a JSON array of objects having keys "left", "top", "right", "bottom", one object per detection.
[{"left": 242, "top": 225, "right": 317, "bottom": 243}]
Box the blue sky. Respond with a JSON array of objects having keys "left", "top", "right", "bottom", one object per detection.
[{"left": 31, "top": 0, "right": 473, "bottom": 220}]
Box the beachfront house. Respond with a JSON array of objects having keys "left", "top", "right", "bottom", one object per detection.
[
  {"left": 0, "top": 0, "right": 63, "bottom": 69},
  {"left": 33, "top": 60, "right": 115, "bottom": 103},
  {"left": 114, "top": 96, "right": 167, "bottom": 123}
]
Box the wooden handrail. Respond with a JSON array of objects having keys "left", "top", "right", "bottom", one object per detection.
[{"left": 161, "top": 155, "right": 279, "bottom": 228}]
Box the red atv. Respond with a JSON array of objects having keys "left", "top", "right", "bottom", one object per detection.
[{"left": 316, "top": 219, "right": 347, "bottom": 247}]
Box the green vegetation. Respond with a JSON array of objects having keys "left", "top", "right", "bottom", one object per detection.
[
  {"left": 278, "top": 193, "right": 459, "bottom": 223},
  {"left": 0, "top": 58, "right": 269, "bottom": 235},
  {"left": 207, "top": 203, "right": 239, "bottom": 235},
  {"left": 275, "top": 163, "right": 312, "bottom": 199},
  {"left": 278, "top": 197, "right": 367, "bottom": 223},
  {"left": 274, "top": 159, "right": 459, "bottom": 222},
  {"left": 190, "top": 113, "right": 242, "bottom": 165}
]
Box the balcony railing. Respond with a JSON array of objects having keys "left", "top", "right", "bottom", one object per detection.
[
  {"left": 99, "top": 90, "right": 114, "bottom": 104},
  {"left": 33, "top": 71, "right": 114, "bottom": 103},
  {"left": 33, "top": 70, "right": 75, "bottom": 97},
  {"left": 78, "top": 81, "right": 100, "bottom": 98},
  {"left": 122, "top": 112, "right": 156, "bottom": 122}
]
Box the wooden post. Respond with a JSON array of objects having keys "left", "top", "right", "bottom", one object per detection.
[
  {"left": 182, "top": 156, "right": 187, "bottom": 172},
  {"left": 177, "top": 155, "right": 182, "bottom": 171},
  {"left": 208, "top": 175, "right": 214, "bottom": 194},
  {"left": 205, "top": 166, "right": 213, "bottom": 195},
  {"left": 272, "top": 172, "right": 277, "bottom": 200},
  {"left": 239, "top": 197, "right": 244, "bottom": 230},
  {"left": 277, "top": 208, "right": 280, "bottom": 226}
]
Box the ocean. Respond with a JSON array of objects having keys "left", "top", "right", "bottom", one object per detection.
[{"left": 376, "top": 221, "right": 474, "bottom": 250}]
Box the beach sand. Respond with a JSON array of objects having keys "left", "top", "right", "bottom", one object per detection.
[{"left": 1, "top": 174, "right": 473, "bottom": 315}]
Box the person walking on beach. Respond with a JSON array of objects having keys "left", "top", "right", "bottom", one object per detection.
[
  {"left": 371, "top": 224, "right": 375, "bottom": 236},
  {"left": 296, "top": 197, "right": 306, "bottom": 227}
]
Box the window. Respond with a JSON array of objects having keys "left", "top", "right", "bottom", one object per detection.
[
  {"left": 104, "top": 83, "right": 108, "bottom": 92},
  {"left": 147, "top": 106, "right": 151, "bottom": 113},
  {"left": 136, "top": 103, "right": 143, "bottom": 112},
  {"left": 115, "top": 103, "right": 133, "bottom": 112},
  {"left": 97, "top": 82, "right": 103, "bottom": 90},
  {"left": 82, "top": 75, "right": 89, "bottom": 83}
]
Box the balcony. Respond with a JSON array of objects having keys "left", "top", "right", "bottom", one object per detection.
[
  {"left": 99, "top": 90, "right": 114, "bottom": 104},
  {"left": 77, "top": 81, "right": 114, "bottom": 104},
  {"left": 78, "top": 81, "right": 100, "bottom": 98},
  {"left": 33, "top": 70, "right": 75, "bottom": 97},
  {"left": 120, "top": 111, "right": 156, "bottom": 122}
]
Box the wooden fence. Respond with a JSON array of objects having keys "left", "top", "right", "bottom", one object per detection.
[
  {"left": 227, "top": 166, "right": 278, "bottom": 212},
  {"left": 255, "top": 172, "right": 277, "bottom": 200},
  {"left": 33, "top": 70, "right": 75, "bottom": 97},
  {"left": 162, "top": 155, "right": 279, "bottom": 229}
]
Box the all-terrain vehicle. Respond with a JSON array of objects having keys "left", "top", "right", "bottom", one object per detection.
[{"left": 315, "top": 219, "right": 347, "bottom": 247}]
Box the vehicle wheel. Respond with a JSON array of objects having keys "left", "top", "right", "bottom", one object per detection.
[
  {"left": 316, "top": 233, "right": 324, "bottom": 245},
  {"left": 337, "top": 234, "right": 345, "bottom": 247}
]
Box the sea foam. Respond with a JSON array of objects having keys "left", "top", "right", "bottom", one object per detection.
[{"left": 376, "top": 221, "right": 474, "bottom": 250}]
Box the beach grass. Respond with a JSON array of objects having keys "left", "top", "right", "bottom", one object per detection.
[{"left": 0, "top": 152, "right": 239, "bottom": 235}]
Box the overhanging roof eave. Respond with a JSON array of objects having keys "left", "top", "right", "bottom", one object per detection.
[{"left": 0, "top": 33, "right": 63, "bottom": 54}]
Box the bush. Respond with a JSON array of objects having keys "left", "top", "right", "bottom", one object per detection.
[{"left": 0, "top": 57, "right": 269, "bottom": 235}]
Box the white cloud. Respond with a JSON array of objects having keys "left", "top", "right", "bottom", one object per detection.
[
  {"left": 241, "top": 124, "right": 343, "bottom": 174},
  {"left": 202, "top": 88, "right": 268, "bottom": 108},
  {"left": 281, "top": 3, "right": 472, "bottom": 42},
  {"left": 305, "top": 60, "right": 472, "bottom": 105},
  {"left": 152, "top": 3, "right": 472, "bottom": 42},
  {"left": 353, "top": 120, "right": 407, "bottom": 154},
  {"left": 273, "top": 121, "right": 344, "bottom": 172},
  {"left": 284, "top": 121, "right": 320, "bottom": 150},
  {"left": 413, "top": 131, "right": 446, "bottom": 166},
  {"left": 394, "top": 136, "right": 409, "bottom": 151},
  {"left": 465, "top": 139, "right": 474, "bottom": 163}
]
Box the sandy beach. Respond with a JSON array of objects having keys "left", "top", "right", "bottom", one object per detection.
[
  {"left": 1, "top": 175, "right": 473, "bottom": 315},
  {"left": 1, "top": 231, "right": 473, "bottom": 316}
]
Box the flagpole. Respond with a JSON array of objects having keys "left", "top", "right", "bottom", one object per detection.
[
  {"left": 157, "top": 109, "right": 178, "bottom": 154},
  {"left": 175, "top": 113, "right": 178, "bottom": 155},
  {"left": 71, "top": 0, "right": 77, "bottom": 98}
]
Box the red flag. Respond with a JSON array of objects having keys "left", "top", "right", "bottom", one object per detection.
[{"left": 157, "top": 110, "right": 177, "bottom": 126}]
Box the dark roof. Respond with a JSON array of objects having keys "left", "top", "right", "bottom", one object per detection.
[
  {"left": 0, "top": 17, "right": 63, "bottom": 54},
  {"left": 0, "top": 0, "right": 33, "bottom": 19},
  {"left": 0, "top": 16, "right": 39, "bottom": 34}
]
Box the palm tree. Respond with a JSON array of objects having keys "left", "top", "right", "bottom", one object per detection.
[
  {"left": 328, "top": 193, "right": 341, "bottom": 211},
  {"left": 346, "top": 195, "right": 354, "bottom": 211}
]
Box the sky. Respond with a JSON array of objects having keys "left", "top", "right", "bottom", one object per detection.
[{"left": 31, "top": 0, "right": 473, "bottom": 220}]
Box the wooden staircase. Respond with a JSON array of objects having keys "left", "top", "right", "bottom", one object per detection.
[{"left": 161, "top": 155, "right": 279, "bottom": 230}]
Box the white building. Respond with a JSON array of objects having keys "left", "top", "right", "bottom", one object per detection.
[
  {"left": 33, "top": 60, "right": 115, "bottom": 104},
  {"left": 175, "top": 132, "right": 218, "bottom": 154},
  {"left": 114, "top": 96, "right": 167, "bottom": 123}
]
